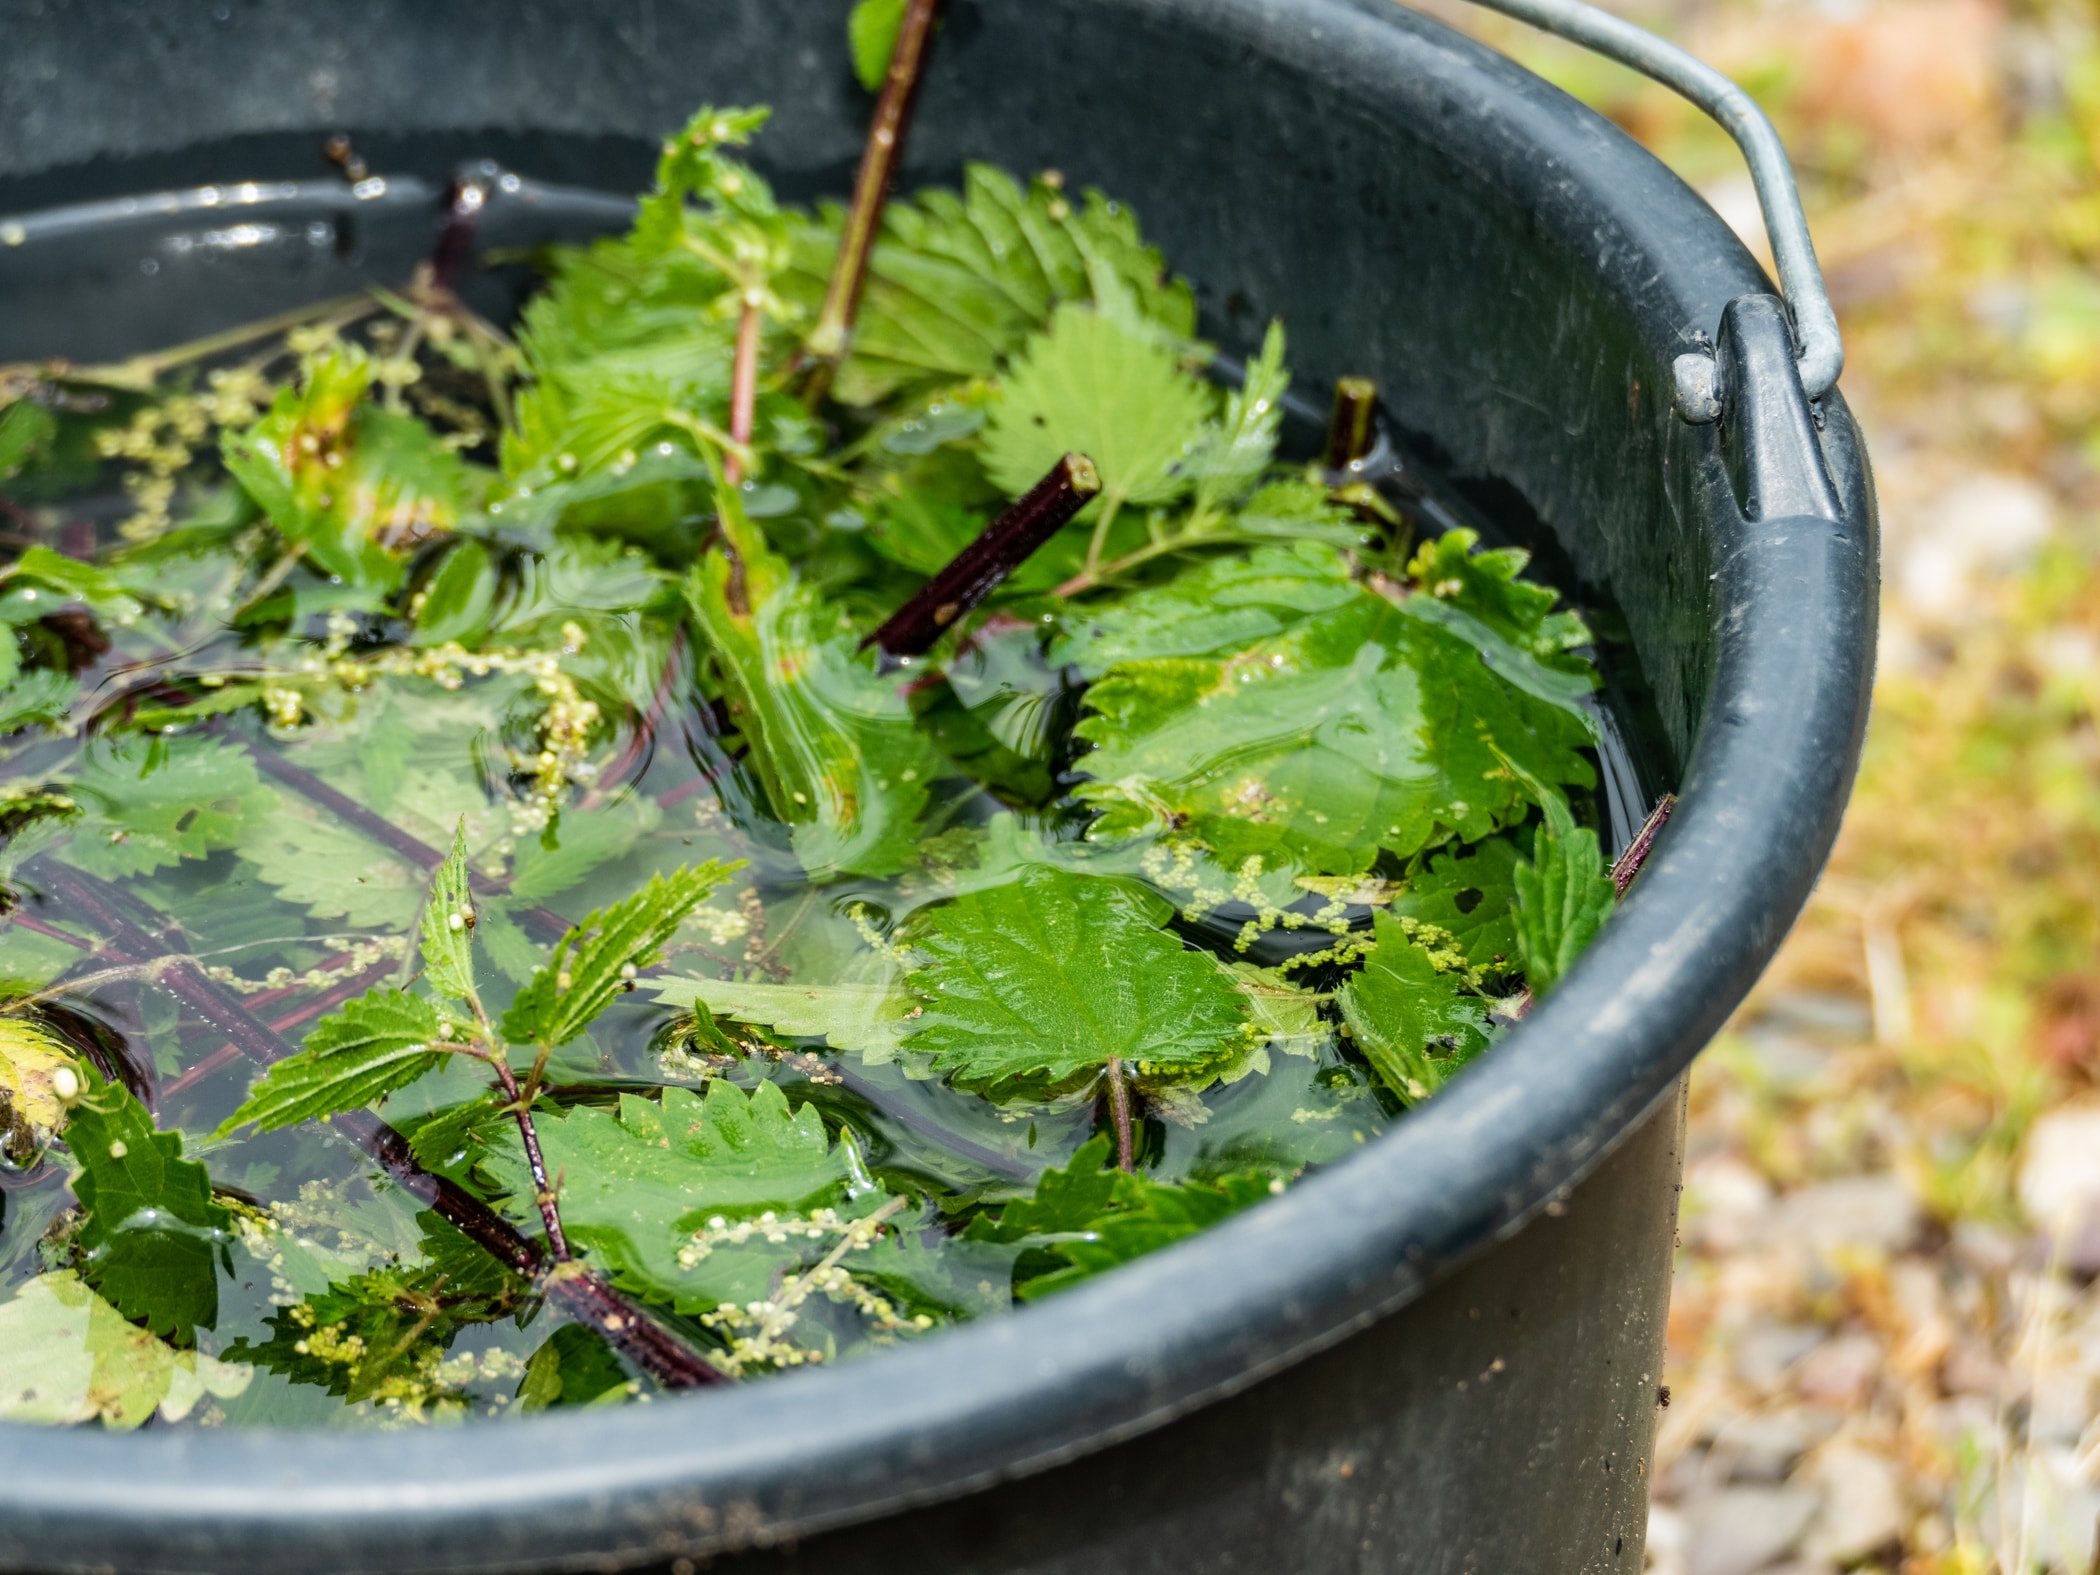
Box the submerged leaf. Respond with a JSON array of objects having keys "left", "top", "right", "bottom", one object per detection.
[
  {"left": 900, "top": 865, "right": 1250, "bottom": 1093},
  {"left": 1389, "top": 835, "right": 1524, "bottom": 975},
  {"left": 1339, "top": 911, "right": 1491, "bottom": 1105},
  {"left": 0, "top": 1273, "right": 251, "bottom": 1430},
  {"left": 65, "top": 736, "right": 275, "bottom": 880},
  {"left": 66, "top": 1071, "right": 230, "bottom": 1342},
  {"left": 651, "top": 974, "right": 910, "bottom": 1055}
]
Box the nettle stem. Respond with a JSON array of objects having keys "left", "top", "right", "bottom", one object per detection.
[
  {"left": 804, "top": 0, "right": 948, "bottom": 374},
  {"left": 486, "top": 1055, "right": 572, "bottom": 1262},
  {"left": 724, "top": 295, "right": 763, "bottom": 490},
  {"left": 864, "top": 453, "right": 1101, "bottom": 660},
  {"left": 1104, "top": 1058, "right": 1135, "bottom": 1173},
  {"left": 1611, "top": 793, "right": 1676, "bottom": 897},
  {"left": 1324, "top": 376, "right": 1379, "bottom": 473}
]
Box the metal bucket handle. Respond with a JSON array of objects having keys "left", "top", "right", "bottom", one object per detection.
[{"left": 1438, "top": 0, "right": 1842, "bottom": 423}]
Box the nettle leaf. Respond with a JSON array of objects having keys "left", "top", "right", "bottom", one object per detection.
[
  {"left": 65, "top": 735, "right": 275, "bottom": 879},
  {"left": 518, "top": 1323, "right": 629, "bottom": 1412},
  {"left": 1183, "top": 319, "right": 1287, "bottom": 518},
  {"left": 981, "top": 303, "right": 1212, "bottom": 514},
  {"left": 500, "top": 863, "right": 736, "bottom": 1049},
  {"left": 1406, "top": 528, "right": 1593, "bottom": 662},
  {"left": 1339, "top": 911, "right": 1491, "bottom": 1105},
  {"left": 229, "top": 1250, "right": 522, "bottom": 1408},
  {"left": 508, "top": 803, "right": 652, "bottom": 902},
  {"left": 971, "top": 1136, "right": 1273, "bottom": 1300},
  {"left": 1069, "top": 543, "right": 1598, "bottom": 876},
  {"left": 782, "top": 164, "right": 1195, "bottom": 405},
  {"left": 686, "top": 550, "right": 944, "bottom": 879},
  {"left": 900, "top": 865, "right": 1250, "bottom": 1093},
  {"left": 218, "top": 990, "right": 452, "bottom": 1137},
  {"left": 1389, "top": 835, "right": 1523, "bottom": 975},
  {"left": 848, "top": 0, "right": 907, "bottom": 90},
  {"left": 0, "top": 1272, "right": 251, "bottom": 1430},
  {"left": 0, "top": 401, "right": 57, "bottom": 480},
  {"left": 1, "top": 544, "right": 145, "bottom": 627},
  {"left": 66, "top": 1070, "right": 230, "bottom": 1342},
  {"left": 0, "top": 1015, "right": 77, "bottom": 1167},
  {"left": 238, "top": 767, "right": 494, "bottom": 929},
  {"left": 492, "top": 1080, "right": 848, "bottom": 1298},
  {"left": 1511, "top": 785, "right": 1614, "bottom": 997},
  {"left": 651, "top": 974, "right": 910, "bottom": 1056},
  {"left": 419, "top": 821, "right": 478, "bottom": 1004}
]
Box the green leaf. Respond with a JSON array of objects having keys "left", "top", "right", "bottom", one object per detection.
[
  {"left": 66, "top": 1070, "right": 230, "bottom": 1341},
  {"left": 419, "top": 820, "right": 478, "bottom": 1004},
  {"left": 981, "top": 303, "right": 1213, "bottom": 514},
  {"left": 218, "top": 990, "right": 451, "bottom": 1136},
  {"left": 227, "top": 1249, "right": 523, "bottom": 1408},
  {"left": 508, "top": 804, "right": 650, "bottom": 902},
  {"left": 0, "top": 401, "right": 57, "bottom": 480},
  {"left": 685, "top": 554, "right": 944, "bottom": 878},
  {"left": 1510, "top": 784, "right": 1615, "bottom": 997},
  {"left": 490, "top": 1081, "right": 849, "bottom": 1301},
  {"left": 973, "top": 1138, "right": 1274, "bottom": 1299},
  {"left": 518, "top": 1323, "right": 630, "bottom": 1411},
  {"left": 900, "top": 865, "right": 1251, "bottom": 1093},
  {"left": 65, "top": 735, "right": 275, "bottom": 879},
  {"left": 0, "top": 1015, "right": 77, "bottom": 1167},
  {"left": 651, "top": 973, "right": 910, "bottom": 1056},
  {"left": 1184, "top": 319, "right": 1287, "bottom": 517},
  {"left": 499, "top": 862, "right": 737, "bottom": 1049},
  {"left": 1, "top": 544, "right": 144, "bottom": 626},
  {"left": 1068, "top": 543, "right": 1598, "bottom": 875},
  {"left": 1339, "top": 911, "right": 1491, "bottom": 1105},
  {"left": 781, "top": 166, "right": 1195, "bottom": 405},
  {"left": 848, "top": 0, "right": 907, "bottom": 90},
  {"left": 1388, "top": 835, "right": 1523, "bottom": 974},
  {"left": 222, "top": 346, "right": 476, "bottom": 589},
  {"left": 1406, "top": 528, "right": 1593, "bottom": 661},
  {"left": 0, "top": 1273, "right": 251, "bottom": 1430}
]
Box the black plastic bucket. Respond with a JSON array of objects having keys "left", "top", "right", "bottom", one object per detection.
[{"left": 0, "top": 1, "right": 1877, "bottom": 1570}]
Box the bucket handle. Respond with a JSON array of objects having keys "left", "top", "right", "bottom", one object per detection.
[{"left": 1441, "top": 0, "right": 1842, "bottom": 423}]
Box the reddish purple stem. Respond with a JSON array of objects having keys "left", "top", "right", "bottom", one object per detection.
[{"left": 862, "top": 453, "right": 1101, "bottom": 660}]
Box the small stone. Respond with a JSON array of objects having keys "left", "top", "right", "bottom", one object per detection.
[
  {"left": 1772, "top": 1174, "right": 1919, "bottom": 1257},
  {"left": 1796, "top": 1444, "right": 1904, "bottom": 1564},
  {"left": 1685, "top": 1485, "right": 1818, "bottom": 1575},
  {"left": 1793, "top": 1333, "right": 1883, "bottom": 1407},
  {"left": 2018, "top": 1103, "right": 2100, "bottom": 1232}
]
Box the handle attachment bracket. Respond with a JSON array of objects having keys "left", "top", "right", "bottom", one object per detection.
[{"left": 1427, "top": 0, "right": 1842, "bottom": 423}]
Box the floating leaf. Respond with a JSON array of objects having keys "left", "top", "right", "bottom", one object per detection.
[
  {"left": 66, "top": 1070, "right": 230, "bottom": 1342},
  {"left": 500, "top": 862, "right": 736, "bottom": 1049},
  {"left": 219, "top": 990, "right": 452, "bottom": 1137},
  {"left": 1339, "top": 911, "right": 1491, "bottom": 1105},
  {"left": 900, "top": 865, "right": 1250, "bottom": 1093},
  {"left": 1070, "top": 543, "right": 1598, "bottom": 875},
  {"left": 0, "top": 1273, "right": 251, "bottom": 1430},
  {"left": 1388, "top": 835, "right": 1523, "bottom": 974}
]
